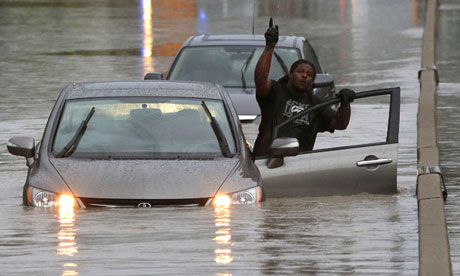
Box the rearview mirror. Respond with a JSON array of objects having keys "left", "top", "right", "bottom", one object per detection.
[
  {"left": 313, "top": 73, "right": 334, "bottom": 88},
  {"left": 7, "top": 136, "right": 35, "bottom": 158},
  {"left": 144, "top": 72, "right": 164, "bottom": 80}
]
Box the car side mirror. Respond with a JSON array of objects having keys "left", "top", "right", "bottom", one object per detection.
[
  {"left": 313, "top": 73, "right": 334, "bottom": 88},
  {"left": 144, "top": 72, "right": 164, "bottom": 80},
  {"left": 7, "top": 136, "right": 36, "bottom": 167},
  {"left": 267, "top": 138, "right": 299, "bottom": 169}
]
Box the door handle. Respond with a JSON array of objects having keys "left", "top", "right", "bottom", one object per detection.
[{"left": 356, "top": 158, "right": 392, "bottom": 167}]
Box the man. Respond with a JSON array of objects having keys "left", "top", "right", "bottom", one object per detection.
[{"left": 253, "top": 18, "right": 356, "bottom": 157}]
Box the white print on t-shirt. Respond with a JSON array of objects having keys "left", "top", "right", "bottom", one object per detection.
[{"left": 283, "top": 99, "right": 310, "bottom": 125}]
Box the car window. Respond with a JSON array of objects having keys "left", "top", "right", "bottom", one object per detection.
[
  {"left": 313, "top": 94, "right": 391, "bottom": 152},
  {"left": 168, "top": 46, "right": 301, "bottom": 87},
  {"left": 52, "top": 97, "right": 236, "bottom": 158},
  {"left": 259, "top": 89, "right": 398, "bottom": 158},
  {"left": 302, "top": 41, "right": 323, "bottom": 73}
]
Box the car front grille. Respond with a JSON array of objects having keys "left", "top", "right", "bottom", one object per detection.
[{"left": 78, "top": 197, "right": 211, "bottom": 208}]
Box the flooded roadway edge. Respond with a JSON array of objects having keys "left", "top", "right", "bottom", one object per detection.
[{"left": 417, "top": 0, "right": 453, "bottom": 274}]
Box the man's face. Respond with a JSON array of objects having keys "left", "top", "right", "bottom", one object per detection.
[{"left": 288, "top": 63, "right": 314, "bottom": 93}]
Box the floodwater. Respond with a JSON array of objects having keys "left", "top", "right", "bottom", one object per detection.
[
  {"left": 437, "top": 0, "right": 460, "bottom": 274},
  {"left": 0, "top": 0, "right": 436, "bottom": 275}
]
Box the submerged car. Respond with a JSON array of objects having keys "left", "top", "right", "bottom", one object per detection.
[
  {"left": 145, "top": 34, "right": 335, "bottom": 123},
  {"left": 7, "top": 81, "right": 264, "bottom": 208},
  {"left": 8, "top": 81, "right": 401, "bottom": 207}
]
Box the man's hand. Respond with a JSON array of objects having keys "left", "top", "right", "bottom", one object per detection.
[
  {"left": 264, "top": 18, "right": 279, "bottom": 49},
  {"left": 337, "top": 88, "right": 356, "bottom": 103}
]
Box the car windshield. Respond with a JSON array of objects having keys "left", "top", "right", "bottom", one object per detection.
[
  {"left": 168, "top": 46, "right": 301, "bottom": 87},
  {"left": 53, "top": 97, "right": 236, "bottom": 158}
]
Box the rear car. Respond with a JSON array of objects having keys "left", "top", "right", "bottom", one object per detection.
[{"left": 154, "top": 34, "right": 335, "bottom": 123}]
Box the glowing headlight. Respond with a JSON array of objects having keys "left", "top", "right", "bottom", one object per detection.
[
  {"left": 27, "top": 186, "right": 76, "bottom": 208},
  {"left": 58, "top": 194, "right": 76, "bottom": 209},
  {"left": 213, "top": 186, "right": 261, "bottom": 206},
  {"left": 214, "top": 194, "right": 232, "bottom": 207}
]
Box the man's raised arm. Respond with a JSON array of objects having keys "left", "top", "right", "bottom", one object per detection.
[{"left": 254, "top": 18, "right": 278, "bottom": 99}]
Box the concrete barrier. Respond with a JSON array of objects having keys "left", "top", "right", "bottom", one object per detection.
[{"left": 417, "top": 0, "right": 452, "bottom": 275}]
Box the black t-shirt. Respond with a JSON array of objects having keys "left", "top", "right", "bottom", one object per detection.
[{"left": 253, "top": 77, "right": 336, "bottom": 157}]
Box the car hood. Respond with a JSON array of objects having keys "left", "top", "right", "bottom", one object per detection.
[
  {"left": 50, "top": 158, "right": 240, "bottom": 200},
  {"left": 225, "top": 87, "right": 260, "bottom": 117}
]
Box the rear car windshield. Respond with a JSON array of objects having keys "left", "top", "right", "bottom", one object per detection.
[
  {"left": 52, "top": 97, "right": 236, "bottom": 158},
  {"left": 168, "top": 46, "right": 301, "bottom": 87}
]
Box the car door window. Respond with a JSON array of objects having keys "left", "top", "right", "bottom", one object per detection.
[
  {"left": 268, "top": 88, "right": 399, "bottom": 155},
  {"left": 313, "top": 94, "right": 391, "bottom": 152}
]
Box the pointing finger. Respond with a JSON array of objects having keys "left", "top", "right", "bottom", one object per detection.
[{"left": 269, "top": 17, "right": 273, "bottom": 28}]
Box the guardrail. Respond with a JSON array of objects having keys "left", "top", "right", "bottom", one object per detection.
[{"left": 417, "top": 0, "right": 452, "bottom": 275}]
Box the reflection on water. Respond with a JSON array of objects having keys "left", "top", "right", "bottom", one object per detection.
[
  {"left": 412, "top": 0, "right": 419, "bottom": 27},
  {"left": 57, "top": 207, "right": 78, "bottom": 276},
  {"left": 141, "top": 0, "right": 154, "bottom": 75},
  {"left": 62, "top": 267, "right": 78, "bottom": 276},
  {"left": 198, "top": 9, "right": 209, "bottom": 34},
  {"left": 214, "top": 205, "right": 233, "bottom": 265}
]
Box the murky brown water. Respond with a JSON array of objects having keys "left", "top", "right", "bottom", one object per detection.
[{"left": 0, "top": 0, "right": 437, "bottom": 274}]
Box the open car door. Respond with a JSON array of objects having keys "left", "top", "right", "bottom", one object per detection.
[{"left": 255, "top": 87, "right": 400, "bottom": 197}]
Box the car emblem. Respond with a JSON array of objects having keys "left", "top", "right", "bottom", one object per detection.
[{"left": 137, "top": 202, "right": 152, "bottom": 208}]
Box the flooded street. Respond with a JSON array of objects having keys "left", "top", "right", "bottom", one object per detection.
[
  {"left": 0, "top": 0, "right": 442, "bottom": 274},
  {"left": 437, "top": 0, "right": 460, "bottom": 273}
]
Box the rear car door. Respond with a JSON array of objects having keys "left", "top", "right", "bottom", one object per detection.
[{"left": 255, "top": 87, "right": 400, "bottom": 197}]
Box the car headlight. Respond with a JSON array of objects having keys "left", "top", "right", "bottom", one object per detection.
[
  {"left": 27, "top": 186, "right": 76, "bottom": 208},
  {"left": 213, "top": 186, "right": 261, "bottom": 207}
]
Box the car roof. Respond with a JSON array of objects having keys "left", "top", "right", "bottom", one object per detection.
[
  {"left": 183, "top": 34, "right": 305, "bottom": 48},
  {"left": 64, "top": 80, "right": 224, "bottom": 100}
]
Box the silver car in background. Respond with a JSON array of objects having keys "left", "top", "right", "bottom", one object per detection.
[{"left": 147, "top": 34, "right": 335, "bottom": 123}]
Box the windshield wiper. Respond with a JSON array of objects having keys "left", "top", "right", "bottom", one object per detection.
[
  {"left": 201, "top": 101, "right": 233, "bottom": 158},
  {"left": 56, "top": 107, "right": 95, "bottom": 158},
  {"left": 240, "top": 48, "right": 256, "bottom": 91},
  {"left": 273, "top": 50, "right": 289, "bottom": 76}
]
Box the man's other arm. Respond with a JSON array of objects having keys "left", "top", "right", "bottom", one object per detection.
[
  {"left": 330, "top": 88, "right": 355, "bottom": 130},
  {"left": 255, "top": 18, "right": 278, "bottom": 99},
  {"left": 330, "top": 102, "right": 351, "bottom": 130}
]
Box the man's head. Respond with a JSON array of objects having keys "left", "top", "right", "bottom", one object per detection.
[{"left": 287, "top": 59, "right": 316, "bottom": 95}]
